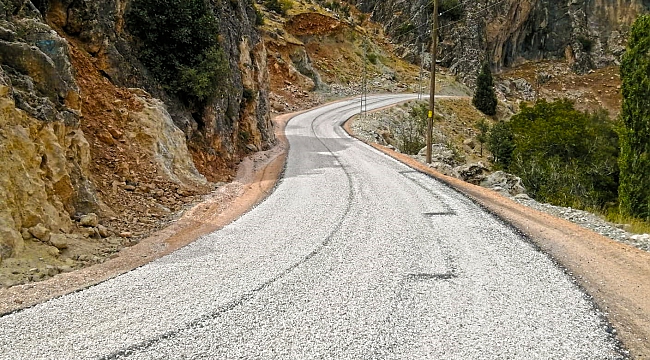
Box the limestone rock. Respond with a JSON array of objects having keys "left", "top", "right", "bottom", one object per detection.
[
  {"left": 28, "top": 224, "right": 51, "bottom": 242},
  {"left": 481, "top": 171, "right": 527, "bottom": 196},
  {"left": 79, "top": 213, "right": 99, "bottom": 227},
  {"left": 454, "top": 163, "right": 490, "bottom": 185},
  {"left": 49, "top": 234, "right": 68, "bottom": 250},
  {"left": 97, "top": 224, "right": 110, "bottom": 238}
]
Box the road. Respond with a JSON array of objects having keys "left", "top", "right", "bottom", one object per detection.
[{"left": 0, "top": 95, "right": 622, "bottom": 359}]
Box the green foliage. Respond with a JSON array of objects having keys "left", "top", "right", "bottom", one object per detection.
[
  {"left": 396, "top": 22, "right": 415, "bottom": 37},
  {"left": 476, "top": 119, "right": 490, "bottom": 156},
  {"left": 487, "top": 120, "right": 514, "bottom": 167},
  {"left": 127, "top": 0, "right": 229, "bottom": 107},
  {"left": 254, "top": 6, "right": 265, "bottom": 26},
  {"left": 577, "top": 36, "right": 594, "bottom": 52},
  {"left": 367, "top": 52, "right": 379, "bottom": 65},
  {"left": 473, "top": 63, "right": 497, "bottom": 116},
  {"left": 488, "top": 99, "right": 619, "bottom": 209},
  {"left": 619, "top": 14, "right": 650, "bottom": 219},
  {"left": 398, "top": 103, "right": 428, "bottom": 155},
  {"left": 265, "top": 0, "right": 292, "bottom": 15}
]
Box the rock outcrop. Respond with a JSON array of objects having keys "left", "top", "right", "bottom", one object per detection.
[
  {"left": 0, "top": 0, "right": 274, "bottom": 283},
  {"left": 353, "top": 0, "right": 649, "bottom": 83}
]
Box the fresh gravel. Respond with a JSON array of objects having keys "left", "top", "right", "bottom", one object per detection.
[{"left": 0, "top": 95, "right": 624, "bottom": 359}]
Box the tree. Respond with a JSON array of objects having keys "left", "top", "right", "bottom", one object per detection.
[
  {"left": 619, "top": 14, "right": 650, "bottom": 219},
  {"left": 487, "top": 120, "right": 513, "bottom": 167},
  {"left": 476, "top": 119, "right": 490, "bottom": 157},
  {"left": 487, "top": 99, "right": 619, "bottom": 209},
  {"left": 127, "top": 0, "right": 229, "bottom": 108},
  {"left": 473, "top": 63, "right": 498, "bottom": 116}
]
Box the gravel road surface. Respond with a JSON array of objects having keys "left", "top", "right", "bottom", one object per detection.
[{"left": 0, "top": 95, "right": 622, "bottom": 359}]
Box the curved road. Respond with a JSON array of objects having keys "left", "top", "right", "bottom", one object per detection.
[{"left": 0, "top": 95, "right": 621, "bottom": 359}]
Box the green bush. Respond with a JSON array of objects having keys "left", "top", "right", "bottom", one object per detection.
[
  {"left": 577, "top": 36, "right": 594, "bottom": 52},
  {"left": 619, "top": 14, "right": 650, "bottom": 219},
  {"left": 127, "top": 0, "right": 229, "bottom": 107},
  {"left": 398, "top": 103, "right": 428, "bottom": 155},
  {"left": 264, "top": 0, "right": 292, "bottom": 15},
  {"left": 254, "top": 6, "right": 265, "bottom": 26},
  {"left": 473, "top": 63, "right": 498, "bottom": 116},
  {"left": 367, "top": 53, "right": 379, "bottom": 65},
  {"left": 488, "top": 99, "right": 619, "bottom": 209}
]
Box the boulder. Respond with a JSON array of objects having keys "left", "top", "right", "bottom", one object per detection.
[
  {"left": 480, "top": 171, "right": 527, "bottom": 196},
  {"left": 49, "top": 234, "right": 68, "bottom": 250},
  {"left": 28, "top": 224, "right": 51, "bottom": 242},
  {"left": 79, "top": 213, "right": 99, "bottom": 227},
  {"left": 454, "top": 163, "right": 490, "bottom": 184}
]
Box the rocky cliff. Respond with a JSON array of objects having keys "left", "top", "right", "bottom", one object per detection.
[
  {"left": 353, "top": 0, "right": 649, "bottom": 83},
  {"left": 0, "top": 0, "right": 274, "bottom": 285}
]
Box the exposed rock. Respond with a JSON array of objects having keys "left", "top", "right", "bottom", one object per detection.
[
  {"left": 49, "top": 234, "right": 68, "bottom": 250},
  {"left": 79, "top": 213, "right": 99, "bottom": 227},
  {"left": 97, "top": 224, "right": 110, "bottom": 238},
  {"left": 454, "top": 163, "right": 490, "bottom": 185},
  {"left": 480, "top": 171, "right": 527, "bottom": 196},
  {"left": 28, "top": 224, "right": 51, "bottom": 242},
  {"left": 352, "top": 0, "right": 648, "bottom": 82},
  {"left": 125, "top": 95, "right": 207, "bottom": 186}
]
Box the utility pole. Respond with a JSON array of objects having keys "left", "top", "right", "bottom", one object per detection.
[
  {"left": 361, "top": 37, "right": 368, "bottom": 117},
  {"left": 418, "top": 43, "right": 425, "bottom": 100},
  {"left": 426, "top": 0, "right": 439, "bottom": 164}
]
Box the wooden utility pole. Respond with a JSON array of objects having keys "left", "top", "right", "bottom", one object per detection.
[
  {"left": 426, "top": 0, "right": 439, "bottom": 164},
  {"left": 419, "top": 43, "right": 425, "bottom": 100},
  {"left": 361, "top": 37, "right": 368, "bottom": 117}
]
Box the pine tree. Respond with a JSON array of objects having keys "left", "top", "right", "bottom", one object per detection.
[
  {"left": 473, "top": 63, "right": 498, "bottom": 116},
  {"left": 619, "top": 14, "right": 650, "bottom": 219}
]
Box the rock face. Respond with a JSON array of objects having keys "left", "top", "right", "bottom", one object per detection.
[
  {"left": 353, "top": 0, "right": 649, "bottom": 83},
  {"left": 0, "top": 0, "right": 274, "bottom": 265},
  {"left": 40, "top": 0, "right": 274, "bottom": 178}
]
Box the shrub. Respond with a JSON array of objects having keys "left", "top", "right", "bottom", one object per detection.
[
  {"left": 127, "top": 0, "right": 229, "bottom": 107},
  {"left": 488, "top": 99, "right": 619, "bottom": 209},
  {"left": 577, "top": 36, "right": 594, "bottom": 52},
  {"left": 398, "top": 103, "right": 428, "bottom": 155},
  {"left": 619, "top": 14, "right": 650, "bottom": 219},
  {"left": 473, "top": 63, "right": 498, "bottom": 116},
  {"left": 254, "top": 6, "right": 265, "bottom": 26},
  {"left": 265, "top": 0, "right": 292, "bottom": 15},
  {"left": 367, "top": 53, "right": 379, "bottom": 65}
]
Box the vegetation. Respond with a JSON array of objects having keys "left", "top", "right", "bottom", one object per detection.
[
  {"left": 476, "top": 119, "right": 490, "bottom": 157},
  {"left": 264, "top": 0, "right": 293, "bottom": 15},
  {"left": 438, "top": 0, "right": 464, "bottom": 21},
  {"left": 487, "top": 99, "right": 619, "bottom": 209},
  {"left": 619, "top": 14, "right": 650, "bottom": 220},
  {"left": 577, "top": 35, "right": 594, "bottom": 52},
  {"left": 398, "top": 103, "right": 428, "bottom": 155},
  {"left": 473, "top": 63, "right": 497, "bottom": 116},
  {"left": 127, "top": 0, "right": 229, "bottom": 108}
]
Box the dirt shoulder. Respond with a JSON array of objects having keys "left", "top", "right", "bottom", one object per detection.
[{"left": 344, "top": 117, "right": 650, "bottom": 359}]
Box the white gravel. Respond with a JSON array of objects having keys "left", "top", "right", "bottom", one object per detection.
[{"left": 0, "top": 95, "right": 624, "bottom": 359}]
